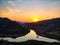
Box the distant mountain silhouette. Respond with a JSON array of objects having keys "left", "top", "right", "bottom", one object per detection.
[
  {"left": 27, "top": 18, "right": 60, "bottom": 40},
  {"left": 0, "top": 17, "right": 60, "bottom": 41},
  {"left": 0, "top": 17, "right": 30, "bottom": 38},
  {"left": 0, "top": 39, "right": 60, "bottom": 45}
]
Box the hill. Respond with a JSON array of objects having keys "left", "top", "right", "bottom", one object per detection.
[
  {"left": 0, "top": 17, "right": 30, "bottom": 38},
  {"left": 27, "top": 18, "right": 60, "bottom": 40}
]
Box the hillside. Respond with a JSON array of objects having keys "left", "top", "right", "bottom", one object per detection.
[{"left": 27, "top": 18, "right": 60, "bottom": 40}]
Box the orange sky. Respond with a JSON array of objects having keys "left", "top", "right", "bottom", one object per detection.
[{"left": 0, "top": 0, "right": 60, "bottom": 22}]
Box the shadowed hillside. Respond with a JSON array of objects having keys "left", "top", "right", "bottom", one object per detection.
[
  {"left": 0, "top": 17, "right": 30, "bottom": 38},
  {"left": 27, "top": 18, "right": 60, "bottom": 40},
  {"left": 0, "top": 17, "right": 60, "bottom": 41}
]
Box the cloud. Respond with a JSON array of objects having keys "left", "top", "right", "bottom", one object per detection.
[{"left": 8, "top": 0, "right": 16, "bottom": 8}]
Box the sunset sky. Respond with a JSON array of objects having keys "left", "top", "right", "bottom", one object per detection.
[
  {"left": 0, "top": 0, "right": 60, "bottom": 22},
  {"left": 0, "top": 0, "right": 60, "bottom": 42}
]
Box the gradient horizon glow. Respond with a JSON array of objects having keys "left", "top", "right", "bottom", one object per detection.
[{"left": 0, "top": 0, "right": 60, "bottom": 22}]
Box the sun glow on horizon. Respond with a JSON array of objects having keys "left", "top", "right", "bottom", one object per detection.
[
  {"left": 32, "top": 18, "right": 40, "bottom": 22},
  {"left": 0, "top": 0, "right": 60, "bottom": 22}
]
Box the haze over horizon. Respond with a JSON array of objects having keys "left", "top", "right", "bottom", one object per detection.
[
  {"left": 0, "top": 0, "right": 60, "bottom": 22},
  {"left": 0, "top": 0, "right": 60, "bottom": 43}
]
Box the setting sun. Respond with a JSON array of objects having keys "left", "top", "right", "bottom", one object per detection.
[{"left": 33, "top": 18, "right": 39, "bottom": 22}]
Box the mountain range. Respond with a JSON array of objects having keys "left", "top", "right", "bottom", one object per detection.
[{"left": 0, "top": 17, "right": 60, "bottom": 41}]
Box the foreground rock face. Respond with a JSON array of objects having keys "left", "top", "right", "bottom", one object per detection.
[
  {"left": 28, "top": 18, "right": 60, "bottom": 40},
  {"left": 0, "top": 17, "right": 30, "bottom": 38}
]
